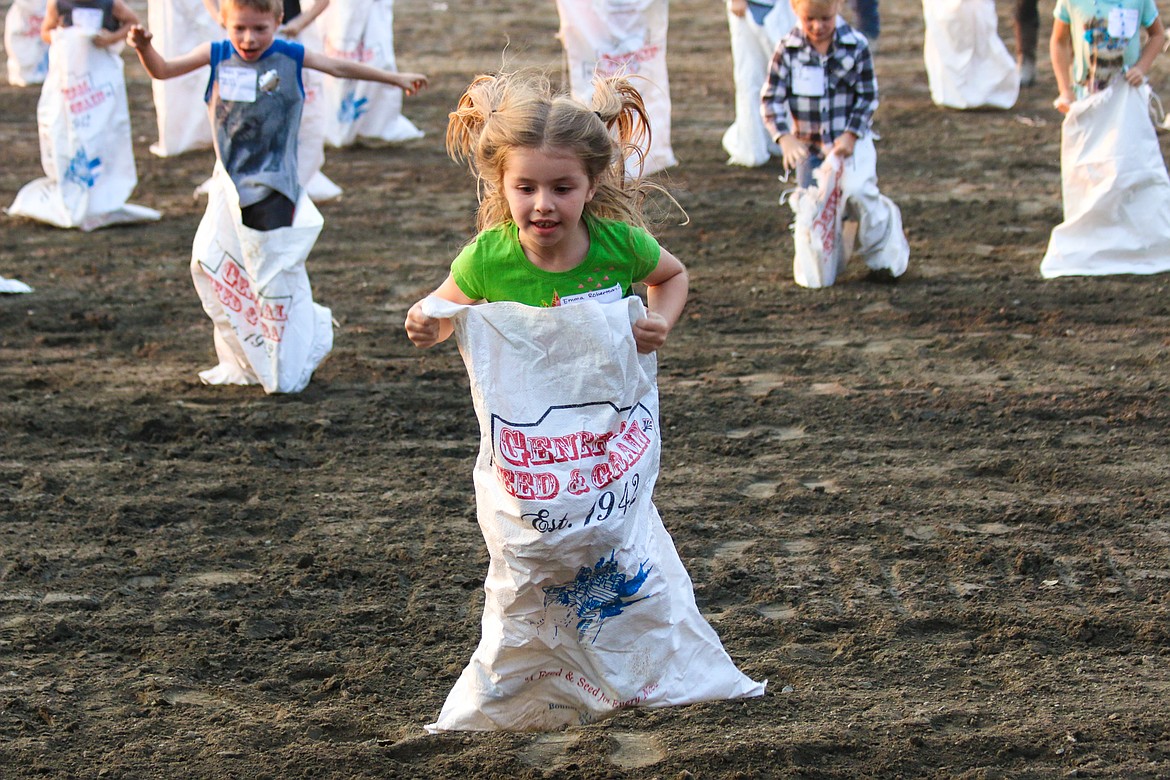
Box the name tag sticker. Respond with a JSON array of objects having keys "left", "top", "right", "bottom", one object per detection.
[
  {"left": 219, "top": 66, "right": 257, "bottom": 103},
  {"left": 1108, "top": 7, "right": 1140, "bottom": 39},
  {"left": 72, "top": 7, "right": 103, "bottom": 32},
  {"left": 793, "top": 64, "right": 825, "bottom": 97}
]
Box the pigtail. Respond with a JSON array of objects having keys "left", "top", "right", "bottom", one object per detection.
[
  {"left": 590, "top": 75, "right": 653, "bottom": 183},
  {"left": 445, "top": 74, "right": 498, "bottom": 171},
  {"left": 448, "top": 67, "right": 684, "bottom": 234}
]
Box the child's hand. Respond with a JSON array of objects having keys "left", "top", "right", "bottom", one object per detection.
[
  {"left": 1125, "top": 65, "right": 1148, "bottom": 87},
  {"left": 831, "top": 132, "right": 857, "bottom": 159},
  {"left": 126, "top": 25, "right": 151, "bottom": 49},
  {"left": 632, "top": 312, "right": 670, "bottom": 354},
  {"left": 1053, "top": 92, "right": 1072, "bottom": 114},
  {"left": 405, "top": 301, "right": 441, "bottom": 348},
  {"left": 279, "top": 19, "right": 306, "bottom": 37},
  {"left": 779, "top": 134, "right": 809, "bottom": 171},
  {"left": 393, "top": 72, "right": 429, "bottom": 96},
  {"left": 92, "top": 29, "right": 123, "bottom": 47},
  {"left": 728, "top": 0, "right": 748, "bottom": 17}
]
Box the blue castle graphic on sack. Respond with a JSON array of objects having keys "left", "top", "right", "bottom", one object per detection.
[
  {"left": 543, "top": 551, "right": 652, "bottom": 643},
  {"left": 63, "top": 146, "right": 101, "bottom": 188}
]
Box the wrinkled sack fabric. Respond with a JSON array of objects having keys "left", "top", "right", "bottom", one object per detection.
[
  {"left": 922, "top": 0, "right": 1018, "bottom": 110},
  {"left": 556, "top": 0, "right": 678, "bottom": 175},
  {"left": 145, "top": 0, "right": 218, "bottom": 157},
  {"left": 190, "top": 165, "right": 332, "bottom": 393},
  {"left": 790, "top": 153, "right": 847, "bottom": 289},
  {"left": 787, "top": 139, "right": 909, "bottom": 288},
  {"left": 722, "top": 1, "right": 794, "bottom": 166},
  {"left": 1041, "top": 81, "right": 1170, "bottom": 278},
  {"left": 317, "top": 0, "right": 423, "bottom": 148},
  {"left": 5, "top": 0, "right": 49, "bottom": 86},
  {"left": 7, "top": 29, "right": 160, "bottom": 230},
  {"left": 422, "top": 296, "right": 765, "bottom": 732}
]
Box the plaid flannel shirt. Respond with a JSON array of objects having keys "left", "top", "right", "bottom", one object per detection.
[{"left": 760, "top": 20, "right": 877, "bottom": 153}]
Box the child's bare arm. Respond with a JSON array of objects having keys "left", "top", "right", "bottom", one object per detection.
[
  {"left": 92, "top": 0, "right": 138, "bottom": 48},
  {"left": 303, "top": 50, "right": 428, "bottom": 95},
  {"left": 40, "top": 0, "right": 59, "bottom": 43},
  {"left": 405, "top": 275, "right": 477, "bottom": 348},
  {"left": 1127, "top": 18, "right": 1166, "bottom": 85},
  {"left": 128, "top": 28, "right": 212, "bottom": 79},
  {"left": 281, "top": 0, "right": 328, "bottom": 37},
  {"left": 1050, "top": 19, "right": 1075, "bottom": 111},
  {"left": 634, "top": 248, "right": 688, "bottom": 353}
]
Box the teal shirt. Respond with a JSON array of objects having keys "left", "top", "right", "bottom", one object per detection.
[
  {"left": 451, "top": 216, "right": 661, "bottom": 308},
  {"left": 1055, "top": 0, "right": 1159, "bottom": 95}
]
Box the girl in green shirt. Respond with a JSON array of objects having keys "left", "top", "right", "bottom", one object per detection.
[{"left": 404, "top": 69, "right": 688, "bottom": 354}]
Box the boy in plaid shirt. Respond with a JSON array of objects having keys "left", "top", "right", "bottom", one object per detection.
[{"left": 761, "top": 0, "right": 907, "bottom": 279}]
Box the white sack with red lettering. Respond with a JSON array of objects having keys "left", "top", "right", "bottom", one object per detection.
[
  {"left": 7, "top": 30, "right": 161, "bottom": 230},
  {"left": 145, "top": 0, "right": 218, "bottom": 157},
  {"left": 922, "top": 0, "right": 1018, "bottom": 109},
  {"left": 421, "top": 296, "right": 765, "bottom": 733},
  {"left": 789, "top": 153, "right": 846, "bottom": 289},
  {"left": 5, "top": 0, "right": 49, "bottom": 86},
  {"left": 190, "top": 164, "right": 332, "bottom": 393},
  {"left": 316, "top": 0, "right": 422, "bottom": 147},
  {"left": 556, "top": 0, "right": 677, "bottom": 175},
  {"left": 1041, "top": 82, "right": 1170, "bottom": 278}
]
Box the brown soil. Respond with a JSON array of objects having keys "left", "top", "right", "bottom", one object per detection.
[{"left": 2, "top": 0, "right": 1169, "bottom": 777}]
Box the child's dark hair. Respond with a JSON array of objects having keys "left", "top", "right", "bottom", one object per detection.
[{"left": 446, "top": 69, "right": 661, "bottom": 232}]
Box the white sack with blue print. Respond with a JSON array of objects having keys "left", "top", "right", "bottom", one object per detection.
[
  {"left": 316, "top": 0, "right": 422, "bottom": 148},
  {"left": 421, "top": 296, "right": 764, "bottom": 733},
  {"left": 7, "top": 29, "right": 159, "bottom": 230}
]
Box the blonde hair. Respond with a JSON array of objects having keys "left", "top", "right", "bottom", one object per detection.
[
  {"left": 446, "top": 69, "right": 661, "bottom": 232},
  {"left": 792, "top": 0, "right": 841, "bottom": 14},
  {"left": 220, "top": 0, "right": 283, "bottom": 22}
]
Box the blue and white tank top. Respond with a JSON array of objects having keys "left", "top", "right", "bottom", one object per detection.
[{"left": 205, "top": 39, "right": 305, "bottom": 207}]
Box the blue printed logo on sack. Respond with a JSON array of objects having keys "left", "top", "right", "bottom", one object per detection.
[
  {"left": 543, "top": 551, "right": 652, "bottom": 643},
  {"left": 64, "top": 147, "right": 101, "bottom": 188},
  {"left": 337, "top": 91, "right": 369, "bottom": 124}
]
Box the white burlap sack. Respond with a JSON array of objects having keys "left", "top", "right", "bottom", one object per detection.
[
  {"left": 145, "top": 0, "right": 218, "bottom": 157},
  {"left": 317, "top": 0, "right": 423, "bottom": 147},
  {"left": 722, "top": 1, "right": 793, "bottom": 166},
  {"left": 191, "top": 165, "right": 332, "bottom": 393},
  {"left": 557, "top": 0, "right": 678, "bottom": 175},
  {"left": 789, "top": 154, "right": 846, "bottom": 288},
  {"left": 1041, "top": 82, "right": 1170, "bottom": 278},
  {"left": 7, "top": 29, "right": 161, "bottom": 231},
  {"left": 421, "top": 296, "right": 765, "bottom": 733},
  {"left": 284, "top": 22, "right": 343, "bottom": 201},
  {"left": 922, "top": 0, "right": 1019, "bottom": 110},
  {"left": 787, "top": 139, "right": 908, "bottom": 287},
  {"left": 5, "top": 0, "right": 49, "bottom": 86}
]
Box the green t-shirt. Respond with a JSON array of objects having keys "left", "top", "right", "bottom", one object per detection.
[{"left": 450, "top": 216, "right": 661, "bottom": 308}]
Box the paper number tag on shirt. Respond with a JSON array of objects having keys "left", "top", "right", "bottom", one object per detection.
[
  {"left": 72, "top": 7, "right": 103, "bottom": 33},
  {"left": 1108, "top": 7, "right": 1139, "bottom": 39},
  {"left": 793, "top": 64, "right": 825, "bottom": 97},
  {"left": 219, "top": 67, "right": 258, "bottom": 103}
]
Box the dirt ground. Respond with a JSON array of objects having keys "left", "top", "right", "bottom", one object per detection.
[{"left": 2, "top": 0, "right": 1169, "bottom": 776}]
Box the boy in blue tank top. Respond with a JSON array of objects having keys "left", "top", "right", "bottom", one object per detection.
[{"left": 127, "top": 0, "right": 426, "bottom": 229}]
